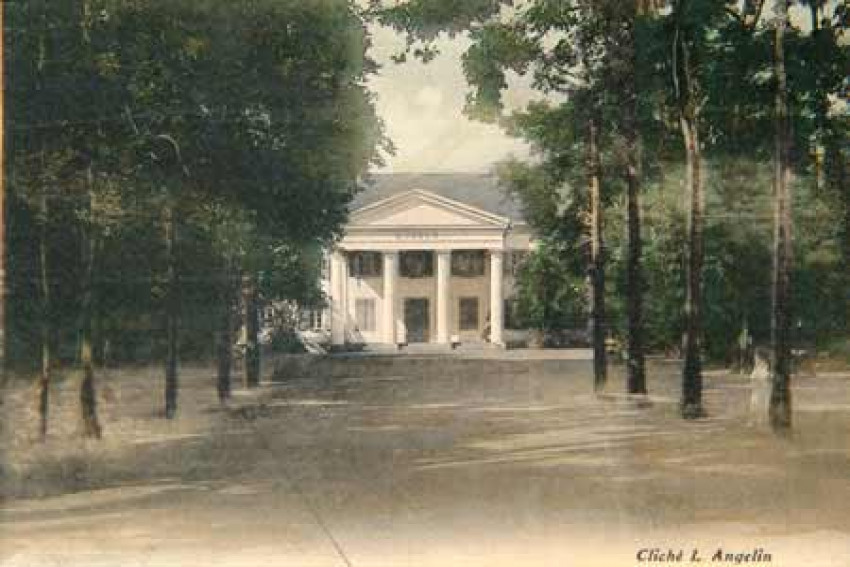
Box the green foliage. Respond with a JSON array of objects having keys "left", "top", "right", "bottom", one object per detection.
[
  {"left": 496, "top": 156, "right": 588, "bottom": 333},
  {"left": 378, "top": 0, "right": 849, "bottom": 363},
  {"left": 372, "top": 0, "right": 508, "bottom": 44},
  {"left": 603, "top": 158, "right": 847, "bottom": 359},
  {"left": 502, "top": 149, "right": 847, "bottom": 359},
  {"left": 514, "top": 239, "right": 587, "bottom": 332},
  {"left": 6, "top": 0, "right": 386, "bottom": 366}
]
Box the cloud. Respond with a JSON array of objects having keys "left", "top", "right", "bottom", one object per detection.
[
  {"left": 368, "top": 25, "right": 533, "bottom": 173},
  {"left": 414, "top": 86, "right": 445, "bottom": 110}
]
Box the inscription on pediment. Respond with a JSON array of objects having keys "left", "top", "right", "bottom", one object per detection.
[{"left": 394, "top": 230, "right": 440, "bottom": 240}]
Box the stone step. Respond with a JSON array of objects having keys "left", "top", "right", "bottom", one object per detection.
[{"left": 270, "top": 353, "right": 590, "bottom": 382}]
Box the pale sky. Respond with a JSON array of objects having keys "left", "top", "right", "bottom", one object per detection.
[
  {"left": 367, "top": 25, "right": 537, "bottom": 174},
  {"left": 366, "top": 3, "right": 840, "bottom": 174}
]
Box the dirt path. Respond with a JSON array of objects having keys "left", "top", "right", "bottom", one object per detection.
[{"left": 2, "top": 360, "right": 849, "bottom": 566}]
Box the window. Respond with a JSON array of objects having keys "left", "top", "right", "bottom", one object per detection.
[
  {"left": 355, "top": 298, "right": 377, "bottom": 332},
  {"left": 400, "top": 251, "right": 434, "bottom": 278},
  {"left": 459, "top": 297, "right": 479, "bottom": 331},
  {"left": 349, "top": 252, "right": 382, "bottom": 278},
  {"left": 451, "top": 251, "right": 485, "bottom": 277},
  {"left": 299, "top": 308, "right": 325, "bottom": 330}
]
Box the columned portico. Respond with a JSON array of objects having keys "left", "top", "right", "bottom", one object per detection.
[{"left": 327, "top": 189, "right": 533, "bottom": 349}]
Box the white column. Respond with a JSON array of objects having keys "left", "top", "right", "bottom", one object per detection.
[
  {"left": 490, "top": 250, "right": 504, "bottom": 346},
  {"left": 330, "top": 251, "right": 348, "bottom": 346},
  {"left": 436, "top": 250, "right": 452, "bottom": 344},
  {"left": 383, "top": 251, "right": 398, "bottom": 344}
]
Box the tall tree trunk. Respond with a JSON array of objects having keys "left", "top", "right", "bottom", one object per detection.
[
  {"left": 680, "top": 112, "right": 705, "bottom": 418},
  {"left": 37, "top": 193, "right": 52, "bottom": 440},
  {"left": 0, "top": 6, "right": 6, "bottom": 381},
  {"left": 77, "top": 2, "right": 102, "bottom": 439},
  {"left": 624, "top": 8, "right": 647, "bottom": 395},
  {"left": 625, "top": 135, "right": 646, "bottom": 395},
  {"left": 769, "top": 0, "right": 793, "bottom": 432},
  {"left": 243, "top": 273, "right": 261, "bottom": 389},
  {"left": 217, "top": 263, "right": 235, "bottom": 404},
  {"left": 842, "top": 153, "right": 850, "bottom": 330},
  {"left": 673, "top": 4, "right": 705, "bottom": 419},
  {"left": 164, "top": 202, "right": 179, "bottom": 419},
  {"left": 588, "top": 118, "right": 607, "bottom": 392},
  {"left": 80, "top": 220, "right": 102, "bottom": 439},
  {"left": 840, "top": 151, "right": 850, "bottom": 317}
]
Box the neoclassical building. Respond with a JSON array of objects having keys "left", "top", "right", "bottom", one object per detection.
[{"left": 324, "top": 174, "right": 533, "bottom": 349}]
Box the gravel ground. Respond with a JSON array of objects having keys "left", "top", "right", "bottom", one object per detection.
[{"left": 1, "top": 356, "right": 849, "bottom": 567}]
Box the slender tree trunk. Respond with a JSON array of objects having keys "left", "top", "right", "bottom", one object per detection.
[
  {"left": 769, "top": 1, "right": 793, "bottom": 432},
  {"left": 840, "top": 151, "right": 850, "bottom": 302},
  {"left": 0, "top": 6, "right": 6, "bottom": 381},
  {"left": 80, "top": 222, "right": 102, "bottom": 439},
  {"left": 624, "top": 10, "right": 646, "bottom": 395},
  {"left": 243, "top": 273, "right": 261, "bottom": 389},
  {"left": 842, "top": 153, "right": 850, "bottom": 329},
  {"left": 680, "top": 113, "right": 705, "bottom": 418},
  {"left": 588, "top": 118, "right": 607, "bottom": 392},
  {"left": 77, "top": 4, "right": 103, "bottom": 438},
  {"left": 673, "top": 4, "right": 705, "bottom": 419},
  {"left": 164, "top": 202, "right": 179, "bottom": 419},
  {"left": 37, "top": 193, "right": 52, "bottom": 440},
  {"left": 217, "top": 263, "right": 235, "bottom": 404},
  {"left": 625, "top": 140, "right": 646, "bottom": 394}
]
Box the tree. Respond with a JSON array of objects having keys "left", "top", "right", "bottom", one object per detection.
[
  {"left": 109, "top": 0, "right": 386, "bottom": 408},
  {"left": 6, "top": 0, "right": 124, "bottom": 437},
  {"left": 769, "top": 0, "right": 793, "bottom": 432},
  {"left": 37, "top": 192, "right": 51, "bottom": 439},
  {"left": 242, "top": 274, "right": 261, "bottom": 389},
  {"left": 7, "top": 0, "right": 387, "bottom": 430},
  {"left": 200, "top": 202, "right": 253, "bottom": 405},
  {"left": 671, "top": 0, "right": 708, "bottom": 419},
  {"left": 641, "top": 0, "right": 738, "bottom": 417},
  {"left": 79, "top": 185, "right": 103, "bottom": 439},
  {"left": 624, "top": 2, "right": 656, "bottom": 394},
  {"left": 498, "top": 157, "right": 590, "bottom": 338},
  {"left": 0, "top": 0, "right": 5, "bottom": 384},
  {"left": 706, "top": 0, "right": 849, "bottom": 429},
  {"left": 587, "top": 114, "right": 608, "bottom": 390}
]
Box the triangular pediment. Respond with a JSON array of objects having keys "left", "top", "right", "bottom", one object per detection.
[{"left": 350, "top": 190, "right": 510, "bottom": 229}]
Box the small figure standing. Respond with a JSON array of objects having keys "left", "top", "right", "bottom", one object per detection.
[
  {"left": 736, "top": 323, "right": 753, "bottom": 374},
  {"left": 749, "top": 347, "right": 771, "bottom": 427}
]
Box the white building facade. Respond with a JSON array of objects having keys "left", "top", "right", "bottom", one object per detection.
[{"left": 325, "top": 182, "right": 533, "bottom": 349}]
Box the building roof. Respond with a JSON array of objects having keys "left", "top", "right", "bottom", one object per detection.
[{"left": 354, "top": 173, "right": 525, "bottom": 223}]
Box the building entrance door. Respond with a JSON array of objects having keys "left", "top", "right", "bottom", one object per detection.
[{"left": 404, "top": 298, "right": 430, "bottom": 343}]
